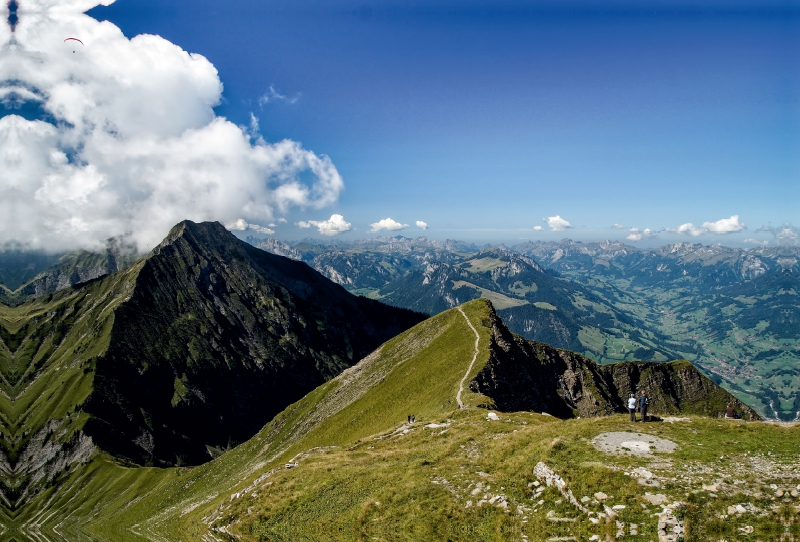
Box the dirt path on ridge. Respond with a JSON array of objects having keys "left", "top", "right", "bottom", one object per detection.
[{"left": 456, "top": 306, "right": 480, "bottom": 409}]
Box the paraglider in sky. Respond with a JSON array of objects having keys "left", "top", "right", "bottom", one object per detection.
[{"left": 64, "top": 37, "right": 83, "bottom": 53}]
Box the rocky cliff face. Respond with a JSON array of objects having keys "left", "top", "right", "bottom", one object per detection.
[
  {"left": 251, "top": 238, "right": 303, "bottom": 261},
  {"left": 471, "top": 303, "right": 759, "bottom": 420},
  {"left": 9, "top": 419, "right": 95, "bottom": 504},
  {"left": 19, "top": 243, "right": 139, "bottom": 298}
]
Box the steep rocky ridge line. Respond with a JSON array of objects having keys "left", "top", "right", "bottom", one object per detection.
[{"left": 470, "top": 301, "right": 759, "bottom": 420}]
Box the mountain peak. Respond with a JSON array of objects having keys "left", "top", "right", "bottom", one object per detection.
[
  {"left": 152, "top": 220, "right": 233, "bottom": 255},
  {"left": 80, "top": 220, "right": 427, "bottom": 466}
]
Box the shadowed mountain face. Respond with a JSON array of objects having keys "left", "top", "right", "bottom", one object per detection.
[
  {"left": 82, "top": 221, "right": 426, "bottom": 466},
  {"left": 0, "top": 221, "right": 425, "bottom": 507}
]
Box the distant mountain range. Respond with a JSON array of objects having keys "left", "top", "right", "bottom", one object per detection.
[
  {"left": 0, "top": 234, "right": 796, "bottom": 422},
  {"left": 246, "top": 236, "right": 798, "bottom": 421},
  {"left": 248, "top": 238, "right": 678, "bottom": 359},
  {"left": 516, "top": 238, "right": 795, "bottom": 287}
]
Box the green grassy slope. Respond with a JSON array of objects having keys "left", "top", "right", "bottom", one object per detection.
[
  {"left": 0, "top": 264, "right": 142, "bottom": 507},
  {"left": 220, "top": 412, "right": 800, "bottom": 542},
  {"left": 6, "top": 299, "right": 493, "bottom": 540},
  {"left": 11, "top": 299, "right": 793, "bottom": 542}
]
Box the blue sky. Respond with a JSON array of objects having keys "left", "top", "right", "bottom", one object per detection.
[{"left": 88, "top": 0, "right": 799, "bottom": 246}]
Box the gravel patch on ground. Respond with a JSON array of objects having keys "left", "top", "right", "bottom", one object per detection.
[{"left": 592, "top": 432, "right": 678, "bottom": 456}]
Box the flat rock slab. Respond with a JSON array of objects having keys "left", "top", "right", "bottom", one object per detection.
[{"left": 592, "top": 432, "right": 678, "bottom": 456}]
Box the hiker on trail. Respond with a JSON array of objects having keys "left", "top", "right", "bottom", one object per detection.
[
  {"left": 639, "top": 390, "right": 649, "bottom": 422},
  {"left": 628, "top": 393, "right": 637, "bottom": 422},
  {"left": 407, "top": 415, "right": 411, "bottom": 424},
  {"left": 411, "top": 414, "right": 415, "bottom": 423},
  {"left": 725, "top": 403, "right": 739, "bottom": 419}
]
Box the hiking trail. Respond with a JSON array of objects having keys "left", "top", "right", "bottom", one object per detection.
[{"left": 456, "top": 306, "right": 480, "bottom": 409}]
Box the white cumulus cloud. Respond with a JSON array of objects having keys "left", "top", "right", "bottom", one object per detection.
[
  {"left": 297, "top": 214, "right": 351, "bottom": 236},
  {"left": 612, "top": 223, "right": 625, "bottom": 229},
  {"left": 702, "top": 215, "right": 745, "bottom": 234},
  {"left": 544, "top": 216, "right": 571, "bottom": 231},
  {"left": 674, "top": 223, "right": 705, "bottom": 237},
  {"left": 533, "top": 225, "right": 544, "bottom": 231},
  {"left": 370, "top": 218, "right": 408, "bottom": 233},
  {"left": 671, "top": 215, "right": 745, "bottom": 238},
  {"left": 0, "top": 0, "right": 342, "bottom": 251},
  {"left": 415, "top": 220, "right": 428, "bottom": 230}
]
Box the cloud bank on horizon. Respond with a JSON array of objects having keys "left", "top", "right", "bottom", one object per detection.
[
  {"left": 670, "top": 215, "right": 746, "bottom": 237},
  {"left": 0, "top": 0, "right": 342, "bottom": 251},
  {"left": 611, "top": 216, "right": 752, "bottom": 243}
]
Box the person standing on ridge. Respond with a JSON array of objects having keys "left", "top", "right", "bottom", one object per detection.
[
  {"left": 639, "top": 390, "right": 649, "bottom": 422},
  {"left": 628, "top": 393, "right": 637, "bottom": 422}
]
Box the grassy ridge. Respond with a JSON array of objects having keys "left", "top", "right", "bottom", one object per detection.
[
  {"left": 13, "top": 299, "right": 493, "bottom": 539},
  {"left": 5, "top": 299, "right": 799, "bottom": 541}
]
